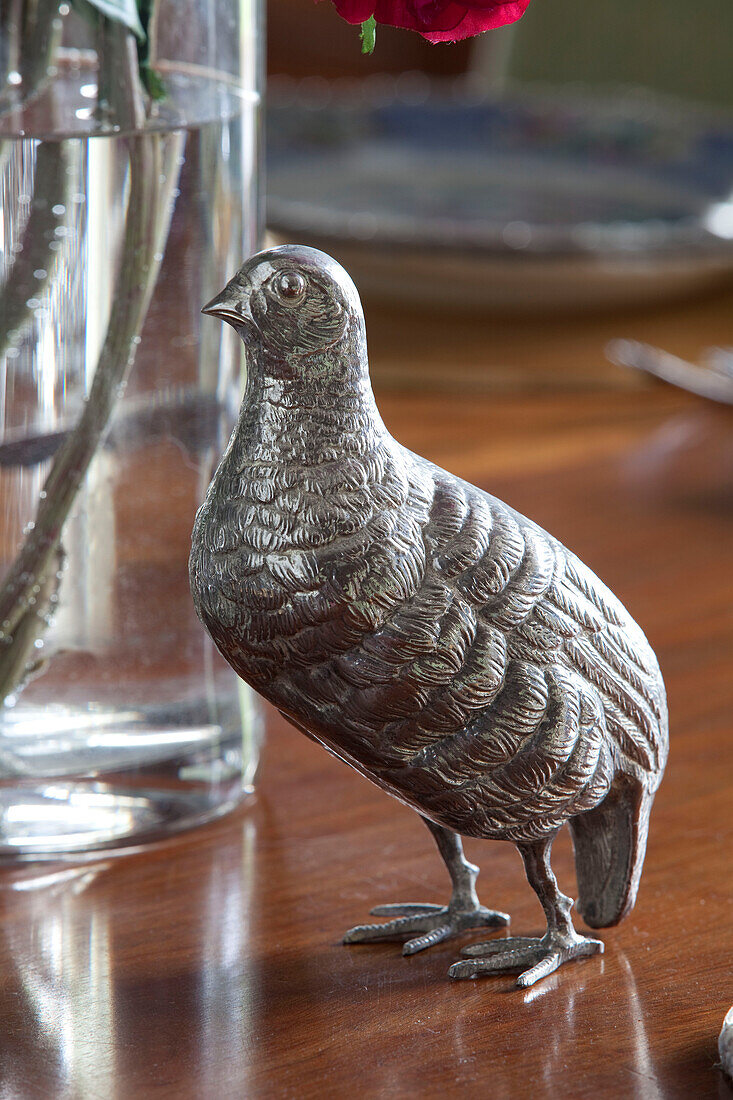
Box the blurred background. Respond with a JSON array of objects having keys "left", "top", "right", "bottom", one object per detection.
[
  {"left": 269, "top": 0, "right": 732, "bottom": 104},
  {"left": 265, "top": 0, "right": 733, "bottom": 397}
]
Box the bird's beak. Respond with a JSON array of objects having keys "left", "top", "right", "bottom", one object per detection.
[{"left": 201, "top": 282, "right": 254, "bottom": 329}]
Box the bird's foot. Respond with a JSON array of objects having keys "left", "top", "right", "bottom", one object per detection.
[
  {"left": 448, "top": 929, "right": 603, "bottom": 989},
  {"left": 343, "top": 901, "right": 510, "bottom": 956}
]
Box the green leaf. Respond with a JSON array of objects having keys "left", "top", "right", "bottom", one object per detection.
[
  {"left": 140, "top": 63, "right": 166, "bottom": 100},
  {"left": 135, "top": 0, "right": 166, "bottom": 100},
  {"left": 79, "top": 0, "right": 146, "bottom": 40},
  {"left": 360, "top": 15, "right": 376, "bottom": 55}
]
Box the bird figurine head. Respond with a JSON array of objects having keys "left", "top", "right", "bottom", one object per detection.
[{"left": 202, "top": 244, "right": 366, "bottom": 372}]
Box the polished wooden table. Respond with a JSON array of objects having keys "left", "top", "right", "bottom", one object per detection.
[{"left": 1, "top": 289, "right": 732, "bottom": 1099}]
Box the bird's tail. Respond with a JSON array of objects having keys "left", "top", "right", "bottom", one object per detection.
[{"left": 568, "top": 776, "right": 654, "bottom": 929}]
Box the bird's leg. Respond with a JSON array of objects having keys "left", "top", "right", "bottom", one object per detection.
[
  {"left": 343, "top": 816, "right": 510, "bottom": 956},
  {"left": 449, "top": 834, "right": 603, "bottom": 988}
]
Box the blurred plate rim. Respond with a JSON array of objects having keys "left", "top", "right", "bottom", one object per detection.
[{"left": 266, "top": 76, "right": 733, "bottom": 263}]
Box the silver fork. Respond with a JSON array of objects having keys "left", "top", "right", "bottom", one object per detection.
[{"left": 607, "top": 339, "right": 733, "bottom": 404}]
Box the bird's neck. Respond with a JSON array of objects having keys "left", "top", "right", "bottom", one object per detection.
[
  {"left": 206, "top": 340, "right": 415, "bottom": 558},
  {"left": 232, "top": 347, "right": 390, "bottom": 471}
]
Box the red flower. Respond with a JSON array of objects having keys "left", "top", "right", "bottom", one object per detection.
[{"left": 331, "top": 0, "right": 531, "bottom": 43}]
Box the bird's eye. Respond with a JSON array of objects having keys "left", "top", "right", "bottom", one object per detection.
[{"left": 273, "top": 271, "right": 307, "bottom": 303}]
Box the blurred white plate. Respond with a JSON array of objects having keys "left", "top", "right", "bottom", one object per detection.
[{"left": 266, "top": 81, "right": 733, "bottom": 312}]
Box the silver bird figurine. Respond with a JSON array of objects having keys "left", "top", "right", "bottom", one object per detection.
[{"left": 191, "top": 245, "right": 668, "bottom": 989}]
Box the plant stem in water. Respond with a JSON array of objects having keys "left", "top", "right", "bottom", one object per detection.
[
  {"left": 0, "top": 140, "right": 68, "bottom": 359},
  {"left": 0, "top": 21, "right": 182, "bottom": 711}
]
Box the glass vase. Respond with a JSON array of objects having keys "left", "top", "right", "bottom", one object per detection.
[{"left": 0, "top": 0, "right": 263, "bottom": 856}]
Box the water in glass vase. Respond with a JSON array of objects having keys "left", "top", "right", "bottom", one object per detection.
[{"left": 0, "top": 60, "right": 263, "bottom": 856}]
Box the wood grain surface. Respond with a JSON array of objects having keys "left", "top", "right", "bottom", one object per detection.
[{"left": 1, "top": 300, "right": 732, "bottom": 1099}]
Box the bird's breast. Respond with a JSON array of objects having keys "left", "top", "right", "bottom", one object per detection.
[{"left": 190, "top": 433, "right": 431, "bottom": 690}]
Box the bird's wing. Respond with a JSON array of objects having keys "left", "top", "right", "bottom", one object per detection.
[
  {"left": 515, "top": 549, "right": 667, "bottom": 785},
  {"left": 265, "top": 460, "right": 607, "bottom": 839},
  {"left": 244, "top": 452, "right": 664, "bottom": 839},
  {"left": 431, "top": 465, "right": 667, "bottom": 785},
  {"left": 345, "top": 462, "right": 617, "bottom": 838},
  {"left": 366, "top": 460, "right": 664, "bottom": 830}
]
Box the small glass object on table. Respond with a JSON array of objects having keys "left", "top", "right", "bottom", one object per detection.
[{"left": 0, "top": 0, "right": 263, "bottom": 856}]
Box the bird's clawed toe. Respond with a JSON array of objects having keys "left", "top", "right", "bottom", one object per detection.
[
  {"left": 343, "top": 902, "right": 510, "bottom": 956},
  {"left": 448, "top": 931, "right": 603, "bottom": 988},
  {"left": 369, "top": 902, "right": 445, "bottom": 918}
]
